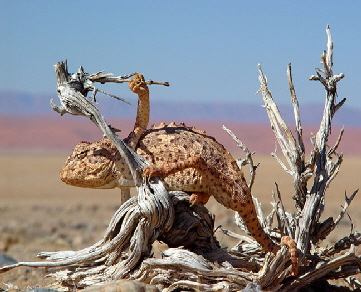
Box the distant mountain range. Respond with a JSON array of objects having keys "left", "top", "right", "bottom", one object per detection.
[
  {"left": 1, "top": 90, "right": 361, "bottom": 127},
  {"left": 1, "top": 91, "right": 360, "bottom": 155}
]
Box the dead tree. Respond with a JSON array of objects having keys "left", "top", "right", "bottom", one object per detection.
[
  {"left": 252, "top": 25, "right": 361, "bottom": 291},
  {"left": 1, "top": 26, "right": 360, "bottom": 292}
]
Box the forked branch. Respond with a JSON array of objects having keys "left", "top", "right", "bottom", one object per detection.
[
  {"left": 296, "top": 26, "right": 346, "bottom": 255},
  {"left": 255, "top": 25, "right": 360, "bottom": 290}
]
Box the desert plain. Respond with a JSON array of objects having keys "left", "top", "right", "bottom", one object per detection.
[
  {"left": 0, "top": 111, "right": 360, "bottom": 290},
  {"left": 0, "top": 149, "right": 360, "bottom": 290}
]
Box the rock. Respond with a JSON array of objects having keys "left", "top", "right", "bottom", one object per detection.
[
  {"left": 82, "top": 280, "right": 159, "bottom": 292},
  {"left": 0, "top": 254, "right": 17, "bottom": 266},
  {"left": 24, "top": 289, "right": 60, "bottom": 292}
]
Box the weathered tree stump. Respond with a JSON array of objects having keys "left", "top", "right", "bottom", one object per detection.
[{"left": 1, "top": 26, "right": 361, "bottom": 292}]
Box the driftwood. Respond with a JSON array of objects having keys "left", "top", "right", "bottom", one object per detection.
[
  {"left": 1, "top": 26, "right": 361, "bottom": 292},
  {"left": 252, "top": 26, "right": 361, "bottom": 291}
]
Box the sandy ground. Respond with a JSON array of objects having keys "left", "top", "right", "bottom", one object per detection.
[{"left": 0, "top": 152, "right": 360, "bottom": 290}]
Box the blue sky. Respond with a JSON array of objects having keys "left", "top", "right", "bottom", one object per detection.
[{"left": 1, "top": 1, "right": 361, "bottom": 109}]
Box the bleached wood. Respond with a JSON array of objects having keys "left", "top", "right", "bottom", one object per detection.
[
  {"left": 223, "top": 125, "right": 258, "bottom": 190},
  {"left": 1, "top": 26, "right": 360, "bottom": 292},
  {"left": 255, "top": 25, "right": 360, "bottom": 290}
]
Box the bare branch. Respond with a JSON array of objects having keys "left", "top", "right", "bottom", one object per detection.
[
  {"left": 273, "top": 183, "right": 294, "bottom": 237},
  {"left": 280, "top": 250, "right": 361, "bottom": 292},
  {"left": 271, "top": 151, "right": 292, "bottom": 175},
  {"left": 296, "top": 25, "right": 346, "bottom": 255},
  {"left": 257, "top": 63, "right": 309, "bottom": 212},
  {"left": 89, "top": 71, "right": 170, "bottom": 86},
  {"left": 333, "top": 190, "right": 359, "bottom": 229},
  {"left": 287, "top": 63, "right": 305, "bottom": 154},
  {"left": 223, "top": 125, "right": 258, "bottom": 189},
  {"left": 327, "top": 127, "right": 344, "bottom": 156}
]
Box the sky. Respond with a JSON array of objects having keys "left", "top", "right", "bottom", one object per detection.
[{"left": 1, "top": 1, "right": 361, "bottom": 109}]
